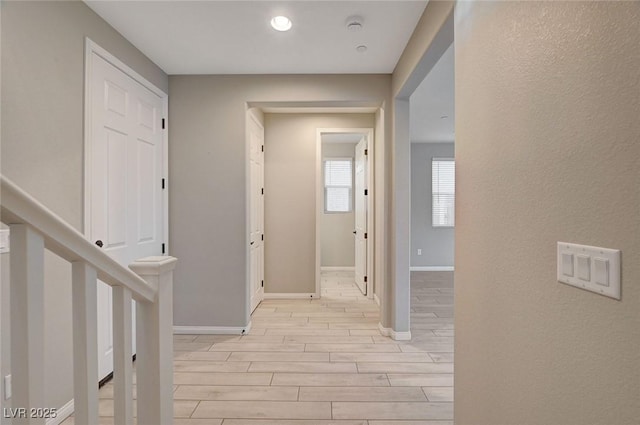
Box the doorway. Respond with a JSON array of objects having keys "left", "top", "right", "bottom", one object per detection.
[{"left": 318, "top": 129, "right": 374, "bottom": 298}]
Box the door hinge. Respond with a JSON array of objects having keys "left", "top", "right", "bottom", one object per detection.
[
  {"left": 161, "top": 243, "right": 165, "bottom": 254},
  {"left": 364, "top": 276, "right": 368, "bottom": 283},
  {"left": 261, "top": 188, "right": 264, "bottom": 195},
  {"left": 364, "top": 189, "right": 368, "bottom": 196},
  {"left": 162, "top": 118, "right": 166, "bottom": 129},
  {"left": 261, "top": 145, "right": 264, "bottom": 152},
  {"left": 261, "top": 280, "right": 264, "bottom": 288},
  {"left": 261, "top": 234, "right": 264, "bottom": 241},
  {"left": 162, "top": 178, "right": 166, "bottom": 189},
  {"left": 364, "top": 148, "right": 368, "bottom": 155},
  {"left": 364, "top": 232, "right": 368, "bottom": 239}
]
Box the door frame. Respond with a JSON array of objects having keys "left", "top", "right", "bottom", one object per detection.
[
  {"left": 316, "top": 128, "right": 375, "bottom": 298},
  {"left": 246, "top": 108, "right": 265, "bottom": 313},
  {"left": 83, "top": 38, "right": 169, "bottom": 248}
]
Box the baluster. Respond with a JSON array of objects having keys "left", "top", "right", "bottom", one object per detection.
[
  {"left": 112, "top": 286, "right": 134, "bottom": 425},
  {"left": 71, "top": 261, "right": 99, "bottom": 425},
  {"left": 10, "top": 224, "right": 45, "bottom": 425},
  {"left": 130, "top": 256, "right": 177, "bottom": 425}
]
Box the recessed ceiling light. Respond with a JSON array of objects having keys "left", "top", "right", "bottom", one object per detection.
[
  {"left": 356, "top": 45, "right": 368, "bottom": 53},
  {"left": 271, "top": 16, "right": 292, "bottom": 32}
]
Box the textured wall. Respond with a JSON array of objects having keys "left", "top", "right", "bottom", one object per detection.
[
  {"left": 454, "top": 2, "right": 640, "bottom": 424},
  {"left": 411, "top": 143, "right": 455, "bottom": 267},
  {"left": 1, "top": 1, "right": 167, "bottom": 416}
]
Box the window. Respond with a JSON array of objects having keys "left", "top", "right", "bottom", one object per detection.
[
  {"left": 324, "top": 158, "right": 352, "bottom": 213},
  {"left": 432, "top": 158, "right": 455, "bottom": 227}
]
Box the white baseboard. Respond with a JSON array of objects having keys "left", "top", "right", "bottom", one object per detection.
[
  {"left": 410, "top": 266, "right": 454, "bottom": 272},
  {"left": 263, "top": 293, "right": 318, "bottom": 300},
  {"left": 378, "top": 322, "right": 412, "bottom": 341},
  {"left": 320, "top": 266, "right": 355, "bottom": 272},
  {"left": 47, "top": 398, "right": 74, "bottom": 425},
  {"left": 373, "top": 293, "right": 381, "bottom": 306},
  {"left": 174, "top": 322, "right": 252, "bottom": 335}
]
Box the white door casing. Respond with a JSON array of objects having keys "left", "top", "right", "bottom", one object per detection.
[
  {"left": 85, "top": 40, "right": 167, "bottom": 381},
  {"left": 248, "top": 113, "right": 265, "bottom": 312},
  {"left": 354, "top": 137, "right": 368, "bottom": 295}
]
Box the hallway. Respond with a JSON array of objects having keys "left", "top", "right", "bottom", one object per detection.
[{"left": 73, "top": 271, "right": 454, "bottom": 424}]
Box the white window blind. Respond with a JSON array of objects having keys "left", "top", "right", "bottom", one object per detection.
[
  {"left": 324, "top": 159, "right": 352, "bottom": 213},
  {"left": 432, "top": 158, "right": 455, "bottom": 227}
]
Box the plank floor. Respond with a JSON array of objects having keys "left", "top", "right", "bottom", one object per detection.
[{"left": 62, "top": 271, "right": 454, "bottom": 424}]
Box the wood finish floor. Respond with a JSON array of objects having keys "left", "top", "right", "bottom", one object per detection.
[{"left": 63, "top": 271, "right": 454, "bottom": 425}]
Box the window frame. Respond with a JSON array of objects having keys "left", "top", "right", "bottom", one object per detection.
[
  {"left": 323, "top": 157, "right": 354, "bottom": 214},
  {"left": 432, "top": 157, "right": 455, "bottom": 228}
]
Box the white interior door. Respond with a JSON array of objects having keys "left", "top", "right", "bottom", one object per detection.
[
  {"left": 248, "top": 113, "right": 265, "bottom": 313},
  {"left": 88, "top": 50, "right": 165, "bottom": 381},
  {"left": 354, "top": 137, "right": 368, "bottom": 295}
]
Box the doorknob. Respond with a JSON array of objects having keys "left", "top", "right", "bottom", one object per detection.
[{"left": 95, "top": 240, "right": 104, "bottom": 248}]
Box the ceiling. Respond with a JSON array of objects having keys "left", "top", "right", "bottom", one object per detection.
[
  {"left": 85, "top": 1, "right": 428, "bottom": 75},
  {"left": 410, "top": 43, "right": 455, "bottom": 143}
]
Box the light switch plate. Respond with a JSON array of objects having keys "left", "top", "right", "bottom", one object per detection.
[
  {"left": 557, "top": 242, "right": 621, "bottom": 300},
  {"left": 0, "top": 229, "right": 9, "bottom": 254}
]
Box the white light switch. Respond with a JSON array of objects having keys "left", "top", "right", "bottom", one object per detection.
[
  {"left": 576, "top": 255, "right": 591, "bottom": 281},
  {"left": 594, "top": 258, "right": 610, "bottom": 287},
  {"left": 557, "top": 242, "right": 620, "bottom": 300},
  {"left": 561, "top": 253, "right": 574, "bottom": 277}
]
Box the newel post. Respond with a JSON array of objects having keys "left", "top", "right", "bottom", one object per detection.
[{"left": 129, "top": 256, "right": 177, "bottom": 425}]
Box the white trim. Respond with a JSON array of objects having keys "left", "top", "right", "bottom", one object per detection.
[
  {"left": 410, "top": 266, "right": 454, "bottom": 271},
  {"left": 46, "top": 398, "right": 74, "bottom": 425},
  {"left": 83, "top": 38, "right": 169, "bottom": 248},
  {"left": 374, "top": 293, "right": 381, "bottom": 306},
  {"left": 174, "top": 322, "right": 252, "bottom": 335},
  {"left": 263, "top": 293, "right": 318, "bottom": 300},
  {"left": 246, "top": 108, "right": 265, "bottom": 318},
  {"left": 320, "top": 266, "right": 355, "bottom": 272},
  {"left": 378, "top": 322, "right": 412, "bottom": 341}
]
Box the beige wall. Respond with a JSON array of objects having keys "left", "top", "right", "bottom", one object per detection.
[
  {"left": 321, "top": 142, "right": 358, "bottom": 268},
  {"left": 454, "top": 2, "right": 640, "bottom": 424},
  {"left": 1, "top": 1, "right": 168, "bottom": 416},
  {"left": 263, "top": 115, "right": 371, "bottom": 294},
  {"left": 169, "top": 75, "right": 390, "bottom": 325},
  {"left": 387, "top": 0, "right": 455, "bottom": 333}
]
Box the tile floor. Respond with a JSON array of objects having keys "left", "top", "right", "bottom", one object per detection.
[{"left": 63, "top": 270, "right": 454, "bottom": 425}]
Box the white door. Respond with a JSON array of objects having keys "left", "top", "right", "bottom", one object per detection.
[
  {"left": 354, "top": 137, "right": 368, "bottom": 295},
  {"left": 248, "top": 113, "right": 265, "bottom": 312},
  {"left": 88, "top": 50, "right": 165, "bottom": 381}
]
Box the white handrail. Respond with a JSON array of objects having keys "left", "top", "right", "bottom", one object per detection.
[
  {"left": 2, "top": 174, "right": 175, "bottom": 424},
  {"left": 0, "top": 175, "right": 155, "bottom": 302}
]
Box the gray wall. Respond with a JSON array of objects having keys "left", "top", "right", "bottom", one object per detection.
[
  {"left": 169, "top": 75, "right": 390, "bottom": 325},
  {"left": 263, "top": 114, "right": 372, "bottom": 294},
  {"left": 1, "top": 0, "right": 168, "bottom": 416},
  {"left": 410, "top": 143, "right": 454, "bottom": 267},
  {"left": 455, "top": 2, "right": 640, "bottom": 424},
  {"left": 321, "top": 142, "right": 357, "bottom": 268}
]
